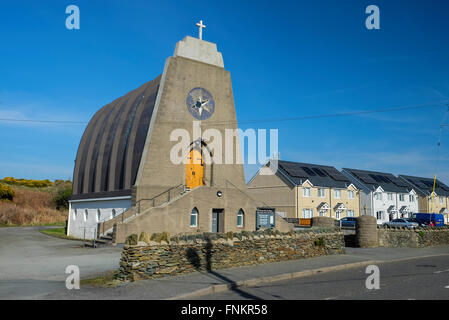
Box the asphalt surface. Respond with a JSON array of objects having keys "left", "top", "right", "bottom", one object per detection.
[
  {"left": 192, "top": 255, "right": 449, "bottom": 300},
  {"left": 0, "top": 226, "right": 123, "bottom": 299},
  {"left": 2, "top": 226, "right": 449, "bottom": 300}
]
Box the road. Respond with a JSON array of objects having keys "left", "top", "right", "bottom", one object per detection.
[
  {"left": 0, "top": 226, "right": 123, "bottom": 299},
  {"left": 192, "top": 255, "right": 449, "bottom": 300}
]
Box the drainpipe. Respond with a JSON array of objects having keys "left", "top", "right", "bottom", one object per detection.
[
  {"left": 329, "top": 187, "right": 332, "bottom": 218},
  {"left": 67, "top": 201, "right": 71, "bottom": 236}
]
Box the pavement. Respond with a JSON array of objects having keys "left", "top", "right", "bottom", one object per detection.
[{"left": 1, "top": 226, "right": 449, "bottom": 299}]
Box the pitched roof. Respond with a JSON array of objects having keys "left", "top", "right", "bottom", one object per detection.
[
  {"left": 276, "top": 160, "right": 352, "bottom": 189},
  {"left": 398, "top": 175, "right": 449, "bottom": 197},
  {"left": 343, "top": 168, "right": 412, "bottom": 193}
]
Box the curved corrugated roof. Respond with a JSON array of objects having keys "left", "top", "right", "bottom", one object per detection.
[{"left": 71, "top": 75, "right": 161, "bottom": 199}]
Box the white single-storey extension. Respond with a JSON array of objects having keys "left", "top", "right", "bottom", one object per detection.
[{"left": 68, "top": 195, "right": 131, "bottom": 239}]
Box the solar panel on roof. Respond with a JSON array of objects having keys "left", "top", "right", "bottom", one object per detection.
[
  {"left": 312, "top": 168, "right": 327, "bottom": 177},
  {"left": 389, "top": 176, "right": 408, "bottom": 187},
  {"left": 301, "top": 167, "right": 316, "bottom": 176},
  {"left": 280, "top": 165, "right": 308, "bottom": 178},
  {"left": 354, "top": 172, "right": 377, "bottom": 184},
  {"left": 421, "top": 180, "right": 434, "bottom": 188},
  {"left": 410, "top": 179, "right": 428, "bottom": 189},
  {"left": 322, "top": 168, "right": 348, "bottom": 181},
  {"left": 369, "top": 174, "right": 382, "bottom": 183}
]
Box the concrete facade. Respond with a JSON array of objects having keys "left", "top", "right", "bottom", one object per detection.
[{"left": 68, "top": 36, "right": 293, "bottom": 240}]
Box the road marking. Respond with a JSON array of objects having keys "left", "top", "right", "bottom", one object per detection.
[{"left": 434, "top": 269, "right": 449, "bottom": 274}]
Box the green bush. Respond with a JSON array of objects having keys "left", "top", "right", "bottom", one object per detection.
[
  {"left": 53, "top": 184, "right": 72, "bottom": 210},
  {"left": 0, "top": 183, "right": 15, "bottom": 201}
]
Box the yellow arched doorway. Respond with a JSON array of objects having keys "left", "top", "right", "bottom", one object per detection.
[{"left": 186, "top": 149, "right": 204, "bottom": 189}]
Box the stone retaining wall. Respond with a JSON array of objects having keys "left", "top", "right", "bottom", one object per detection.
[
  {"left": 378, "top": 226, "right": 449, "bottom": 248},
  {"left": 116, "top": 228, "right": 345, "bottom": 281}
]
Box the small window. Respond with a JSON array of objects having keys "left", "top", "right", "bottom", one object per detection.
[
  {"left": 409, "top": 195, "right": 415, "bottom": 202},
  {"left": 334, "top": 189, "right": 341, "bottom": 199},
  {"left": 318, "top": 188, "right": 326, "bottom": 198},
  {"left": 237, "top": 209, "right": 244, "bottom": 227},
  {"left": 399, "top": 194, "right": 405, "bottom": 201},
  {"left": 73, "top": 209, "right": 77, "bottom": 221},
  {"left": 190, "top": 207, "right": 198, "bottom": 227},
  {"left": 97, "top": 209, "right": 101, "bottom": 222},
  {"left": 376, "top": 211, "right": 383, "bottom": 220},
  {"left": 84, "top": 209, "right": 88, "bottom": 222},
  {"left": 348, "top": 190, "right": 354, "bottom": 200},
  {"left": 302, "top": 187, "right": 311, "bottom": 197},
  {"left": 302, "top": 208, "right": 313, "bottom": 218},
  {"left": 440, "top": 197, "right": 444, "bottom": 204},
  {"left": 335, "top": 211, "right": 340, "bottom": 219},
  {"left": 112, "top": 209, "right": 116, "bottom": 219},
  {"left": 347, "top": 210, "right": 355, "bottom": 217},
  {"left": 388, "top": 193, "right": 393, "bottom": 201},
  {"left": 375, "top": 193, "right": 383, "bottom": 201}
]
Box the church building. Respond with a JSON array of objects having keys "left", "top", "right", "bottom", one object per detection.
[{"left": 67, "top": 24, "right": 292, "bottom": 241}]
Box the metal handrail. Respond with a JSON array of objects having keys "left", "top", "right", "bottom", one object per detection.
[
  {"left": 136, "top": 183, "right": 186, "bottom": 214},
  {"left": 95, "top": 184, "right": 186, "bottom": 238}
]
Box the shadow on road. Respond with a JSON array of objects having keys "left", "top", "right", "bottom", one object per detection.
[{"left": 186, "top": 237, "right": 263, "bottom": 300}]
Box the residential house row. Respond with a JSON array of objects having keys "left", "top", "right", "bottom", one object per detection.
[{"left": 247, "top": 159, "right": 449, "bottom": 224}]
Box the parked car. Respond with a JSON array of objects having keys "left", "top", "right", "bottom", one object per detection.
[
  {"left": 383, "top": 218, "right": 419, "bottom": 229},
  {"left": 411, "top": 213, "right": 445, "bottom": 227},
  {"left": 340, "top": 217, "right": 357, "bottom": 228},
  {"left": 404, "top": 218, "right": 427, "bottom": 227}
]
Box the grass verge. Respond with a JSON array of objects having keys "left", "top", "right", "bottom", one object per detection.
[
  {"left": 40, "top": 227, "right": 79, "bottom": 240},
  {"left": 80, "top": 271, "right": 121, "bottom": 287}
]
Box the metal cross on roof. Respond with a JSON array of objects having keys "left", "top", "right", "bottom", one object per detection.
[{"left": 196, "top": 20, "right": 206, "bottom": 40}]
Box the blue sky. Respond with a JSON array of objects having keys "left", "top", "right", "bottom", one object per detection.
[{"left": 1, "top": 0, "right": 449, "bottom": 183}]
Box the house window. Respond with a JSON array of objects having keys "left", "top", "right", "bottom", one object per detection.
[
  {"left": 347, "top": 210, "right": 355, "bottom": 217},
  {"left": 409, "top": 195, "right": 415, "bottom": 202},
  {"left": 97, "top": 209, "right": 101, "bottom": 222},
  {"left": 318, "top": 188, "right": 326, "bottom": 198},
  {"left": 440, "top": 197, "right": 444, "bottom": 205},
  {"left": 348, "top": 190, "right": 354, "bottom": 200},
  {"left": 387, "top": 193, "right": 393, "bottom": 201},
  {"left": 84, "top": 209, "right": 88, "bottom": 222},
  {"left": 112, "top": 209, "right": 116, "bottom": 219},
  {"left": 73, "top": 209, "right": 77, "bottom": 221},
  {"left": 302, "top": 209, "right": 313, "bottom": 218},
  {"left": 237, "top": 209, "right": 244, "bottom": 227},
  {"left": 335, "top": 211, "right": 340, "bottom": 219},
  {"left": 334, "top": 189, "right": 341, "bottom": 199},
  {"left": 399, "top": 194, "right": 405, "bottom": 201},
  {"left": 190, "top": 207, "right": 198, "bottom": 227},
  {"left": 376, "top": 211, "right": 383, "bottom": 220},
  {"left": 302, "top": 187, "right": 311, "bottom": 197},
  {"left": 375, "top": 193, "right": 383, "bottom": 201}
]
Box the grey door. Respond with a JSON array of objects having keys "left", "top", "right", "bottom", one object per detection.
[{"left": 212, "top": 209, "right": 224, "bottom": 233}]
